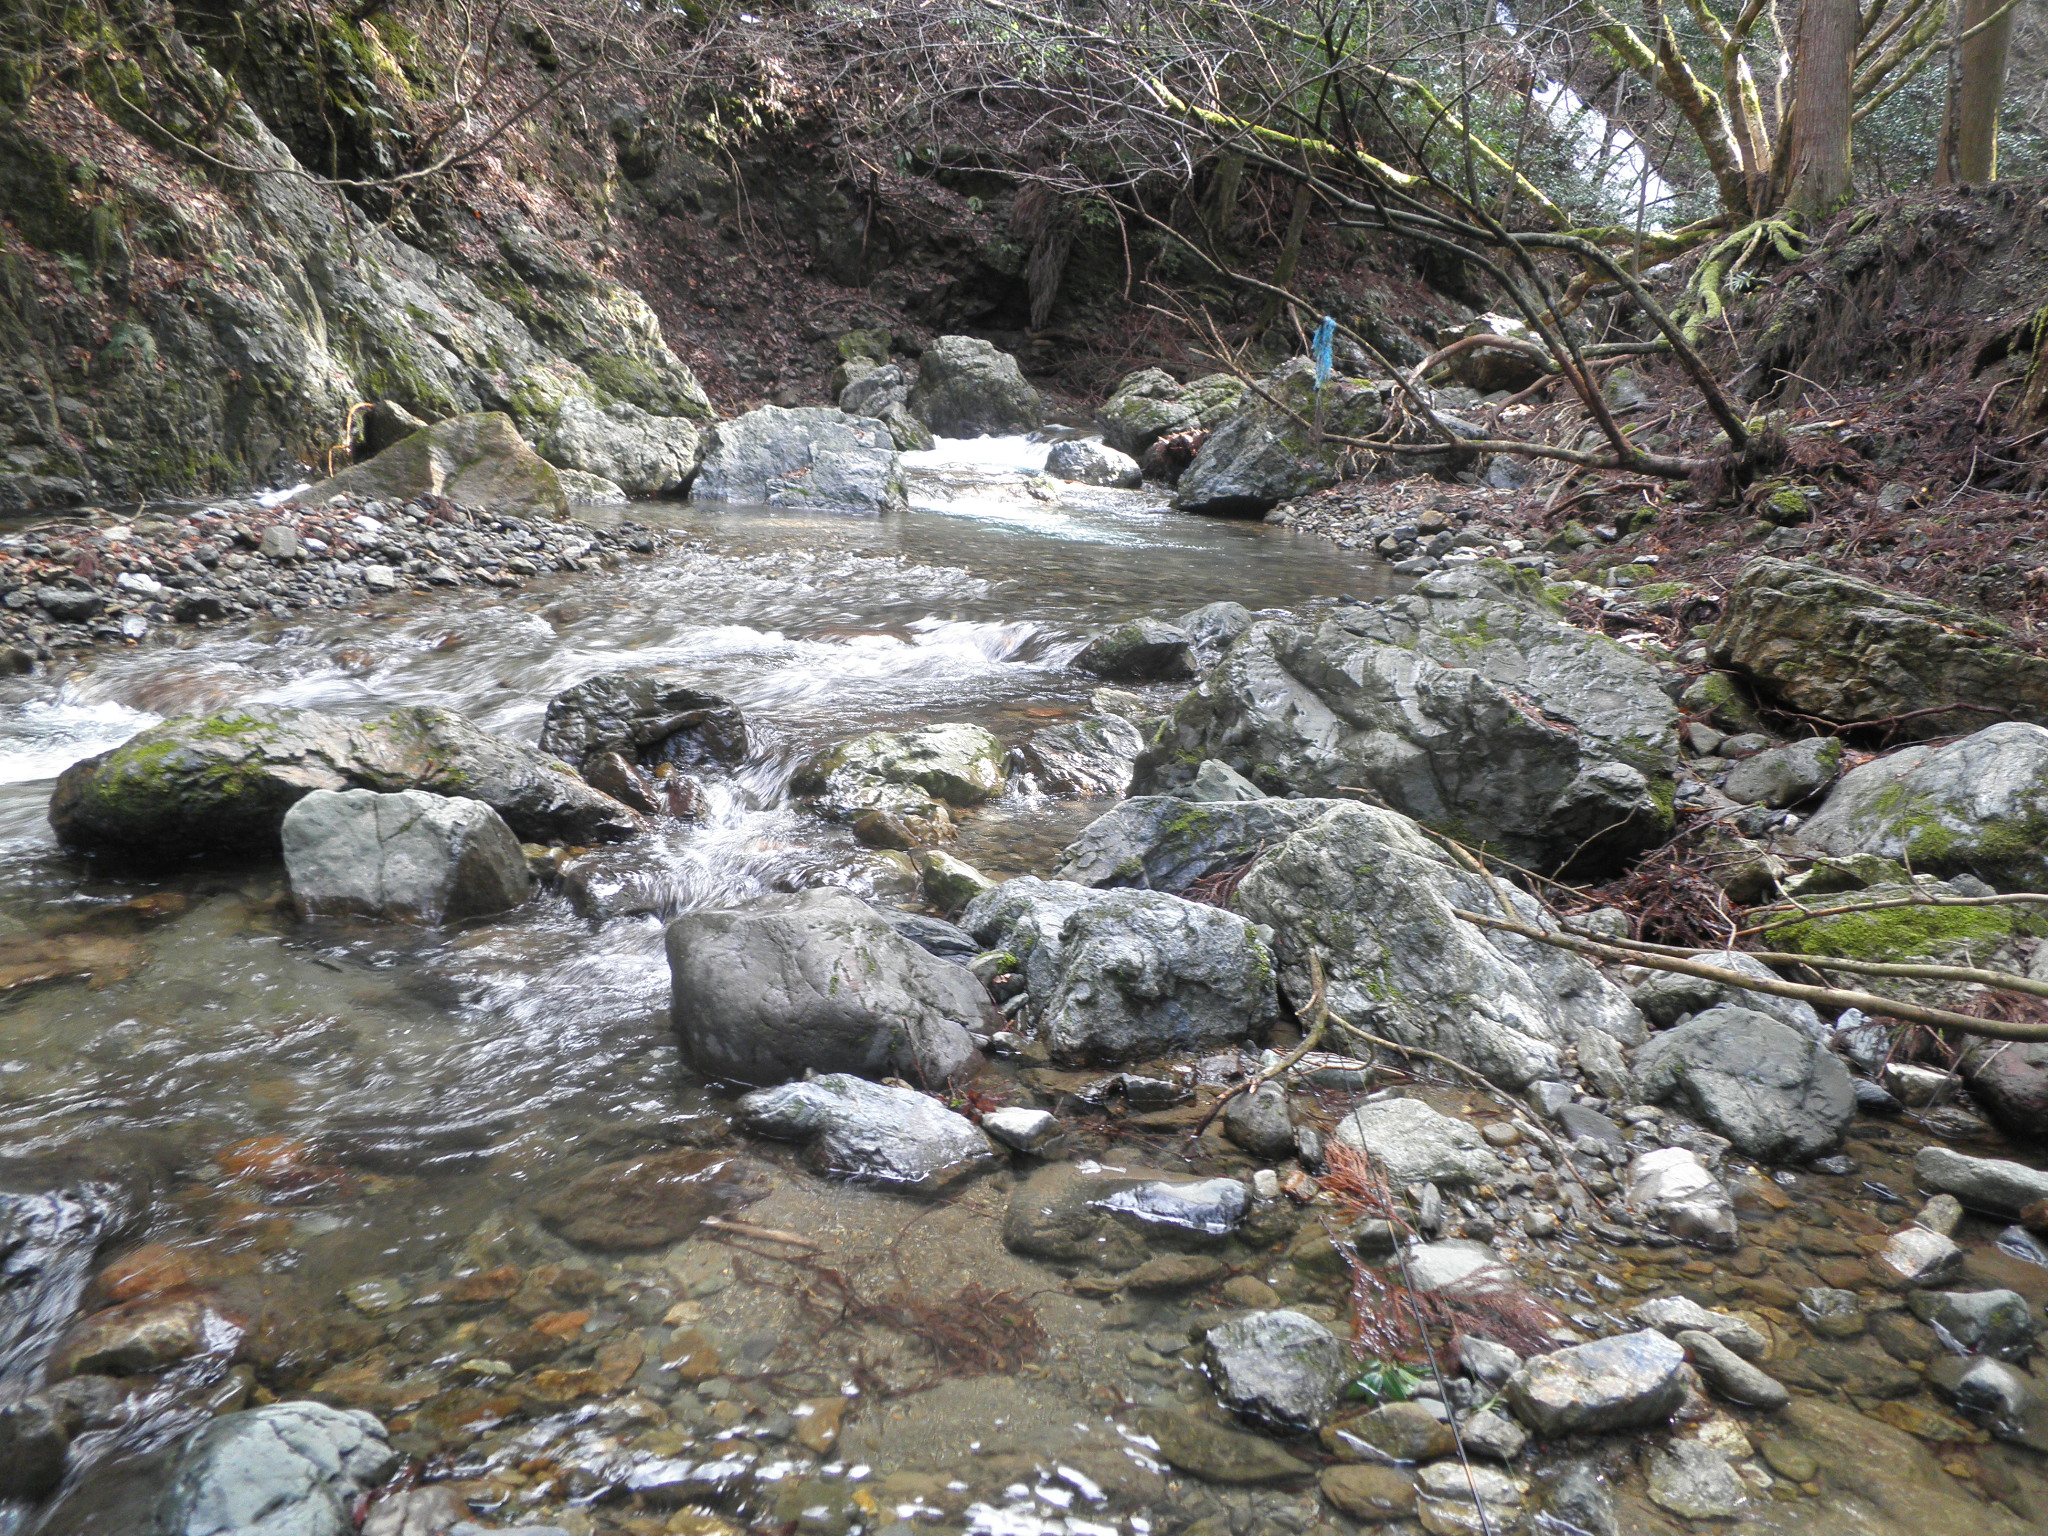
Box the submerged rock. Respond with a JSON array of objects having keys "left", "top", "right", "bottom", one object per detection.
[
  {"left": 1799, "top": 723, "right": 2048, "bottom": 891},
  {"left": 282, "top": 789, "right": 530, "bottom": 925},
  {"left": 1415, "top": 1462, "right": 1526, "bottom": 1535},
  {"left": 1708, "top": 557, "right": 2048, "bottom": 739},
  {"left": 1505, "top": 1329, "right": 1687, "bottom": 1436},
  {"left": 534, "top": 1151, "right": 761, "bottom": 1249},
  {"left": 158, "top": 1402, "right": 395, "bottom": 1536},
  {"left": 50, "top": 703, "right": 637, "bottom": 861},
  {"left": 1204, "top": 1310, "right": 1344, "bottom": 1432},
  {"left": 962, "top": 878, "right": 1279, "bottom": 1062},
  {"left": 1331, "top": 1097, "right": 1501, "bottom": 1187},
  {"left": 1631, "top": 1005, "right": 1854, "bottom": 1161},
  {"left": 1646, "top": 1439, "right": 1746, "bottom": 1520},
  {"left": 907, "top": 336, "right": 1044, "bottom": 437},
  {"left": 1004, "top": 1163, "right": 1244, "bottom": 1267},
  {"left": 1131, "top": 568, "right": 1678, "bottom": 869},
  {"left": 737, "top": 1075, "right": 998, "bottom": 1192},
  {"left": 665, "top": 888, "right": 992, "bottom": 1088},
  {"left": 1128, "top": 1405, "right": 1310, "bottom": 1483},
  {"left": 1229, "top": 802, "right": 1646, "bottom": 1088},
  {"left": 297, "top": 412, "right": 566, "bottom": 516},
  {"left": 689, "top": 406, "right": 905, "bottom": 513},
  {"left": 1908, "top": 1288, "right": 2039, "bottom": 1359}
]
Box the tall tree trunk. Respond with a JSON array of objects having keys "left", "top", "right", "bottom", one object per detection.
[
  {"left": 1780, "top": 0, "right": 1858, "bottom": 218},
  {"left": 1946, "top": 0, "right": 2017, "bottom": 180},
  {"left": 1257, "top": 181, "right": 1314, "bottom": 334}
]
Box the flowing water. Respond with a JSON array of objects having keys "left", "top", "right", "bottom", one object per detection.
[
  {"left": 0, "top": 441, "right": 1388, "bottom": 1534},
  {"left": 1, "top": 441, "right": 2044, "bottom": 1536}
]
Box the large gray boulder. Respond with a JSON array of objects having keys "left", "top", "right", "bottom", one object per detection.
[
  {"left": 539, "top": 398, "right": 702, "bottom": 497},
  {"left": 1229, "top": 802, "right": 1646, "bottom": 1088},
  {"left": 538, "top": 669, "right": 746, "bottom": 772},
  {"left": 737, "top": 1075, "right": 998, "bottom": 1192},
  {"left": 1708, "top": 558, "right": 2048, "bottom": 739},
  {"left": 295, "top": 412, "right": 566, "bottom": 516},
  {"left": 665, "top": 888, "right": 993, "bottom": 1087},
  {"left": 1055, "top": 795, "right": 1351, "bottom": 890},
  {"left": 1074, "top": 618, "right": 1196, "bottom": 680},
  {"left": 1204, "top": 1310, "right": 1344, "bottom": 1433},
  {"left": 50, "top": 704, "right": 638, "bottom": 861},
  {"left": 959, "top": 878, "right": 1279, "bottom": 1063},
  {"left": 1096, "top": 370, "right": 1248, "bottom": 457},
  {"left": 1132, "top": 569, "right": 1678, "bottom": 870},
  {"left": 158, "top": 1402, "right": 394, "bottom": 1536},
  {"left": 1173, "top": 360, "right": 1385, "bottom": 518},
  {"left": 1632, "top": 1005, "right": 1855, "bottom": 1161},
  {"left": 1505, "top": 1330, "right": 1688, "bottom": 1437},
  {"left": 1629, "top": 949, "right": 1825, "bottom": 1039},
  {"left": 792, "top": 723, "right": 1005, "bottom": 831},
  {"left": 907, "top": 336, "right": 1044, "bottom": 437},
  {"left": 1045, "top": 439, "right": 1141, "bottom": 489},
  {"left": 837, "top": 365, "right": 932, "bottom": 451},
  {"left": 281, "top": 789, "right": 530, "bottom": 924},
  {"left": 1014, "top": 714, "right": 1143, "bottom": 797},
  {"left": 689, "top": 406, "right": 905, "bottom": 513},
  {"left": 1799, "top": 723, "right": 2048, "bottom": 891}
]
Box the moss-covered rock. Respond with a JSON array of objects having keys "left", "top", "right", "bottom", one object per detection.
[
  {"left": 296, "top": 412, "right": 566, "bottom": 514},
  {"left": 50, "top": 703, "right": 638, "bottom": 863},
  {"left": 1768, "top": 882, "right": 2029, "bottom": 962},
  {"left": 1799, "top": 723, "right": 2048, "bottom": 891},
  {"left": 1096, "top": 369, "right": 1248, "bottom": 456},
  {"left": 1708, "top": 558, "right": 2048, "bottom": 738},
  {"left": 792, "top": 723, "right": 1006, "bottom": 827}
]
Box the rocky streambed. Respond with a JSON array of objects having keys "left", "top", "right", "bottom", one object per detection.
[{"left": 0, "top": 435, "right": 2044, "bottom": 1536}]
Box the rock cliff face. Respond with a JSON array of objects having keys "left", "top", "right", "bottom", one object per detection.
[{"left": 0, "top": 12, "right": 710, "bottom": 510}]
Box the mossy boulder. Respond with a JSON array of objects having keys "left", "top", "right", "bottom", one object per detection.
[
  {"left": 792, "top": 723, "right": 1006, "bottom": 828},
  {"left": 1173, "top": 359, "right": 1385, "bottom": 518},
  {"left": 297, "top": 413, "right": 566, "bottom": 515},
  {"left": 1096, "top": 369, "right": 1248, "bottom": 456},
  {"left": 1768, "top": 882, "right": 2030, "bottom": 962},
  {"left": 50, "top": 703, "right": 638, "bottom": 863},
  {"left": 1799, "top": 723, "right": 2048, "bottom": 891},
  {"left": 907, "top": 336, "right": 1043, "bottom": 438},
  {"left": 1708, "top": 558, "right": 2048, "bottom": 739}
]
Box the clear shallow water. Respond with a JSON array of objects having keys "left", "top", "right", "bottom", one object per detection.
[{"left": 0, "top": 445, "right": 1391, "bottom": 1532}]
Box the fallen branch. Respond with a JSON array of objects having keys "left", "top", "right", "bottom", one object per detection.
[{"left": 1453, "top": 908, "right": 2048, "bottom": 1041}]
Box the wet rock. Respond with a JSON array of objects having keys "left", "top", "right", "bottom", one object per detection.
[
  {"left": 1646, "top": 1439, "right": 1746, "bottom": 1520},
  {"left": 1132, "top": 568, "right": 1679, "bottom": 869},
  {"left": 50, "top": 703, "right": 639, "bottom": 860},
  {"left": 1631, "top": 1296, "right": 1767, "bottom": 1359},
  {"left": 1045, "top": 439, "right": 1141, "bottom": 488},
  {"left": 1129, "top": 1405, "right": 1311, "bottom": 1483},
  {"left": 1074, "top": 618, "right": 1197, "bottom": 681},
  {"left": 1678, "top": 1329, "right": 1788, "bottom": 1410},
  {"left": 533, "top": 1151, "right": 759, "bottom": 1249},
  {"left": 980, "top": 1107, "right": 1060, "bottom": 1154},
  {"left": 1125, "top": 1254, "right": 1226, "bottom": 1291},
  {"left": 793, "top": 723, "right": 1005, "bottom": 822},
  {"left": 1204, "top": 1309, "right": 1344, "bottom": 1432},
  {"left": 1914, "top": 1145, "right": 2048, "bottom": 1215},
  {"left": 0, "top": 1394, "right": 70, "bottom": 1500},
  {"left": 1004, "top": 1162, "right": 1151, "bottom": 1269},
  {"left": 1504, "top": 1329, "right": 1688, "bottom": 1436},
  {"left": 1932, "top": 1355, "right": 2039, "bottom": 1435},
  {"left": 1055, "top": 795, "right": 1348, "bottom": 890},
  {"left": 158, "top": 1402, "right": 394, "bottom": 1536},
  {"left": 282, "top": 789, "right": 530, "bottom": 924},
  {"left": 1096, "top": 1178, "right": 1248, "bottom": 1240},
  {"left": 666, "top": 888, "right": 992, "bottom": 1088},
  {"left": 1318, "top": 1464, "right": 1416, "bottom": 1521},
  {"left": 689, "top": 406, "right": 904, "bottom": 513},
  {"left": 1908, "top": 1288, "right": 2039, "bottom": 1358},
  {"left": 298, "top": 412, "right": 566, "bottom": 516},
  {"left": 362, "top": 1487, "right": 467, "bottom": 1536},
  {"left": 52, "top": 1293, "right": 237, "bottom": 1377},
  {"left": 737, "top": 1074, "right": 998, "bottom": 1192},
  {"left": 961, "top": 879, "right": 1279, "bottom": 1064},
  {"left": 1177, "top": 601, "right": 1255, "bottom": 668},
  {"left": 870, "top": 908, "right": 979, "bottom": 961},
  {"left": 1014, "top": 713, "right": 1143, "bottom": 796},
  {"left": 1723, "top": 736, "right": 1844, "bottom": 807},
  {"left": 908, "top": 336, "right": 1044, "bottom": 437},
  {"left": 1460, "top": 1335, "right": 1523, "bottom": 1385},
  {"left": 1097, "top": 369, "right": 1247, "bottom": 457},
  {"left": 1799, "top": 722, "right": 2048, "bottom": 890},
  {"left": 1414, "top": 1462, "right": 1525, "bottom": 1536},
  {"left": 1624, "top": 1146, "right": 1737, "bottom": 1249},
  {"left": 1798, "top": 1286, "right": 1867, "bottom": 1338},
  {"left": 539, "top": 398, "right": 702, "bottom": 497},
  {"left": 912, "top": 849, "right": 996, "bottom": 914},
  {"left": 1631, "top": 1005, "right": 1854, "bottom": 1161},
  {"left": 538, "top": 669, "right": 746, "bottom": 775},
  {"left": 1960, "top": 1040, "right": 2048, "bottom": 1139},
  {"left": 1459, "top": 1408, "right": 1528, "bottom": 1461},
  {"left": 1332, "top": 1098, "right": 1501, "bottom": 1187},
  {"left": 1229, "top": 803, "right": 1647, "bottom": 1088},
  {"left": 1344, "top": 1400, "right": 1455, "bottom": 1460},
  {"left": 1174, "top": 360, "right": 1385, "bottom": 519},
  {"left": 1708, "top": 557, "right": 2048, "bottom": 740},
  {"left": 1874, "top": 1225, "right": 1965, "bottom": 1287},
  {"left": 1224, "top": 1081, "right": 1297, "bottom": 1160},
  {"left": 1628, "top": 949, "right": 1825, "bottom": 1038},
  {"left": 1544, "top": 1464, "right": 1617, "bottom": 1536}
]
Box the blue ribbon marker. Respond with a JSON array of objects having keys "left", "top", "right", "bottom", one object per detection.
[{"left": 1312, "top": 315, "right": 1336, "bottom": 388}]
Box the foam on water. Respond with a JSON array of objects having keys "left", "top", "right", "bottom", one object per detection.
[{"left": 0, "top": 691, "right": 157, "bottom": 785}]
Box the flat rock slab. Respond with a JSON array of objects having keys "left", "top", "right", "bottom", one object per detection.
[
  {"left": 1129, "top": 1406, "right": 1309, "bottom": 1484},
  {"left": 1332, "top": 1097, "right": 1502, "bottom": 1187}
]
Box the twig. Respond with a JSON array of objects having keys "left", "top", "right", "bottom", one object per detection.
[{"left": 1186, "top": 950, "right": 1331, "bottom": 1145}]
